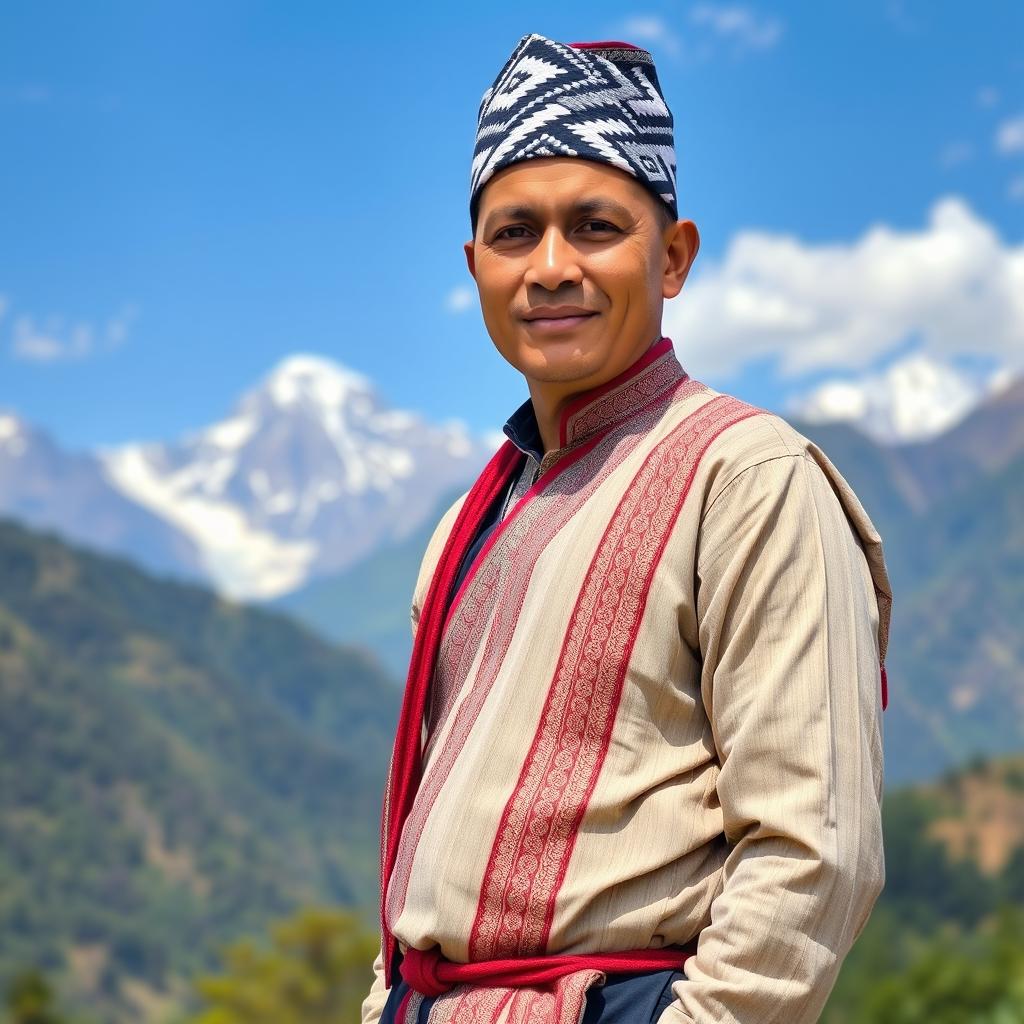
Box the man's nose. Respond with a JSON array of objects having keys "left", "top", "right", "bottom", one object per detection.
[{"left": 523, "top": 226, "right": 584, "bottom": 291}]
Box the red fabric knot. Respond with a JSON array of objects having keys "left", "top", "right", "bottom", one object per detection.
[{"left": 400, "top": 947, "right": 451, "bottom": 998}]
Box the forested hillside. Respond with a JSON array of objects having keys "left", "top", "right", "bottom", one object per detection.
[
  {"left": 823, "top": 753, "right": 1024, "bottom": 1022},
  {"left": 0, "top": 517, "right": 399, "bottom": 1023}
]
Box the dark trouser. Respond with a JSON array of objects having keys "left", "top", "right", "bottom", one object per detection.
[{"left": 380, "top": 967, "right": 686, "bottom": 1023}]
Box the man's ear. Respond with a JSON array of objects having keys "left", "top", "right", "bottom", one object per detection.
[
  {"left": 662, "top": 220, "right": 700, "bottom": 300},
  {"left": 464, "top": 240, "right": 477, "bottom": 281}
]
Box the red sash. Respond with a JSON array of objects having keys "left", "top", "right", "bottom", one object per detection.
[{"left": 400, "top": 942, "right": 698, "bottom": 999}]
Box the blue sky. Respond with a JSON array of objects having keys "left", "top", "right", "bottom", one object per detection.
[{"left": 1, "top": 0, "right": 1022, "bottom": 450}]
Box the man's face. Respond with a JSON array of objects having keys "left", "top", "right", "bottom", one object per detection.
[{"left": 464, "top": 157, "right": 698, "bottom": 409}]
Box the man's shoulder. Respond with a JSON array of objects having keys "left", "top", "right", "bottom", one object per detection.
[{"left": 671, "top": 381, "right": 819, "bottom": 508}]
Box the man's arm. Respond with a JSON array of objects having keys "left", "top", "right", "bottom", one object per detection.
[
  {"left": 361, "top": 490, "right": 469, "bottom": 1022},
  {"left": 360, "top": 942, "right": 390, "bottom": 1024},
  {"left": 660, "top": 451, "right": 886, "bottom": 1024}
]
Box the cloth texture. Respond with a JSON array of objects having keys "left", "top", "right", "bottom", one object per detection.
[
  {"left": 469, "top": 33, "right": 677, "bottom": 230},
  {"left": 363, "top": 336, "right": 892, "bottom": 1024}
]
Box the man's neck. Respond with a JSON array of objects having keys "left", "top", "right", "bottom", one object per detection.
[{"left": 527, "top": 335, "right": 661, "bottom": 455}]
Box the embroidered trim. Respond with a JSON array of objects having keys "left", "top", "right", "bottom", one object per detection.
[
  {"left": 421, "top": 970, "right": 602, "bottom": 1024},
  {"left": 559, "top": 337, "right": 674, "bottom": 448},
  {"left": 425, "top": 984, "right": 514, "bottom": 1023},
  {"left": 564, "top": 345, "right": 682, "bottom": 448}
]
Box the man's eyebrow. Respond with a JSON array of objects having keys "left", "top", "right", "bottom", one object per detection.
[{"left": 481, "top": 197, "right": 634, "bottom": 235}]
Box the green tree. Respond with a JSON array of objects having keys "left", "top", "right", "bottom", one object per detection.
[
  {"left": 850, "top": 907, "right": 1024, "bottom": 1024},
  {"left": 4, "top": 969, "right": 70, "bottom": 1024},
  {"left": 184, "top": 907, "right": 377, "bottom": 1024}
]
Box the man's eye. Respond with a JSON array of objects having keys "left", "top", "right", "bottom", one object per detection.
[
  {"left": 580, "top": 220, "right": 618, "bottom": 233},
  {"left": 494, "top": 225, "right": 532, "bottom": 241}
]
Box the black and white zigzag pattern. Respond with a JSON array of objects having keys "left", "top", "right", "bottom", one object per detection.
[{"left": 470, "top": 34, "right": 677, "bottom": 225}]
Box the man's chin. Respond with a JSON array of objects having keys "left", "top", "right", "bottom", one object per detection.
[
  {"left": 505, "top": 331, "right": 602, "bottom": 376},
  {"left": 512, "top": 345, "right": 609, "bottom": 386}
]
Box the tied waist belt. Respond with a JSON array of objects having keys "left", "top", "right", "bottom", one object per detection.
[{"left": 399, "top": 941, "right": 699, "bottom": 999}]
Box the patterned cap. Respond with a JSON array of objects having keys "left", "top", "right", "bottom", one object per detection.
[{"left": 470, "top": 34, "right": 677, "bottom": 231}]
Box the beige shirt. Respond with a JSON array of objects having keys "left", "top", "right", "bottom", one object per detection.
[{"left": 363, "top": 339, "right": 891, "bottom": 1024}]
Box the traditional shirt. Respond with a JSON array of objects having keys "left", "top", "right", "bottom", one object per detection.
[{"left": 363, "top": 336, "right": 892, "bottom": 1024}]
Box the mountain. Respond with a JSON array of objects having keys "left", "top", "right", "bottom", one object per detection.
[
  {"left": 1, "top": 355, "right": 496, "bottom": 603},
  {"left": 0, "top": 409, "right": 205, "bottom": 582},
  {"left": 275, "top": 486, "right": 466, "bottom": 680},
  {"left": 892, "top": 374, "right": 1024, "bottom": 512},
  {"left": 97, "top": 355, "right": 496, "bottom": 601},
  {"left": 3, "top": 355, "right": 1022, "bottom": 787},
  {"left": 877, "top": 450, "right": 1024, "bottom": 780},
  {"left": 795, "top": 383, "right": 1024, "bottom": 783},
  {"left": 788, "top": 352, "right": 1015, "bottom": 444},
  {"left": 0, "top": 515, "right": 399, "bottom": 1023},
  {"left": 918, "top": 754, "right": 1024, "bottom": 877}
]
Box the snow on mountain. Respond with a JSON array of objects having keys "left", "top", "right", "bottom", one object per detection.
[
  {"left": 0, "top": 407, "right": 205, "bottom": 578},
  {"left": 97, "top": 354, "right": 496, "bottom": 600},
  {"left": 787, "top": 352, "right": 1015, "bottom": 444},
  {"left": 0, "top": 412, "right": 28, "bottom": 457}
]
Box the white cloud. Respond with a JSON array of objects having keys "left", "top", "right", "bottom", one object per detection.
[
  {"left": 689, "top": 3, "right": 784, "bottom": 54},
  {"left": 620, "top": 16, "right": 682, "bottom": 56},
  {"left": 664, "top": 194, "right": 1024, "bottom": 380},
  {"left": 105, "top": 303, "right": 139, "bottom": 348},
  {"left": 996, "top": 113, "right": 1024, "bottom": 154},
  {"left": 12, "top": 315, "right": 92, "bottom": 362},
  {"left": 939, "top": 141, "right": 973, "bottom": 168},
  {"left": 445, "top": 284, "right": 476, "bottom": 314},
  {"left": 7, "top": 303, "right": 139, "bottom": 363},
  {"left": 977, "top": 86, "right": 1000, "bottom": 109}
]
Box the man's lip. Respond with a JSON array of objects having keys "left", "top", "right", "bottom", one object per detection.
[
  {"left": 521, "top": 312, "right": 599, "bottom": 333},
  {"left": 524, "top": 303, "right": 598, "bottom": 319}
]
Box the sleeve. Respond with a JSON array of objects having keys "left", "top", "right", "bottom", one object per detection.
[
  {"left": 360, "top": 943, "right": 389, "bottom": 1023},
  {"left": 362, "top": 491, "right": 470, "bottom": 1021},
  {"left": 659, "top": 452, "right": 886, "bottom": 1024}
]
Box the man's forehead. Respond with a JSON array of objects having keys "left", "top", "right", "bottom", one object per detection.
[{"left": 478, "top": 159, "right": 649, "bottom": 221}]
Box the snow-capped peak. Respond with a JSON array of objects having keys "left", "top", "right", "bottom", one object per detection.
[
  {"left": 788, "top": 352, "right": 1013, "bottom": 444},
  {"left": 97, "top": 351, "right": 494, "bottom": 599},
  {"left": 0, "top": 409, "right": 28, "bottom": 456},
  {"left": 257, "top": 353, "right": 375, "bottom": 414},
  {"left": 0, "top": 410, "right": 24, "bottom": 438}
]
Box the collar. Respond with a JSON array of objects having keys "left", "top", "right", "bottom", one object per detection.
[{"left": 502, "top": 336, "right": 687, "bottom": 460}]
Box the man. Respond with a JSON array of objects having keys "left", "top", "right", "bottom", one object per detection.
[{"left": 363, "top": 33, "right": 892, "bottom": 1024}]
